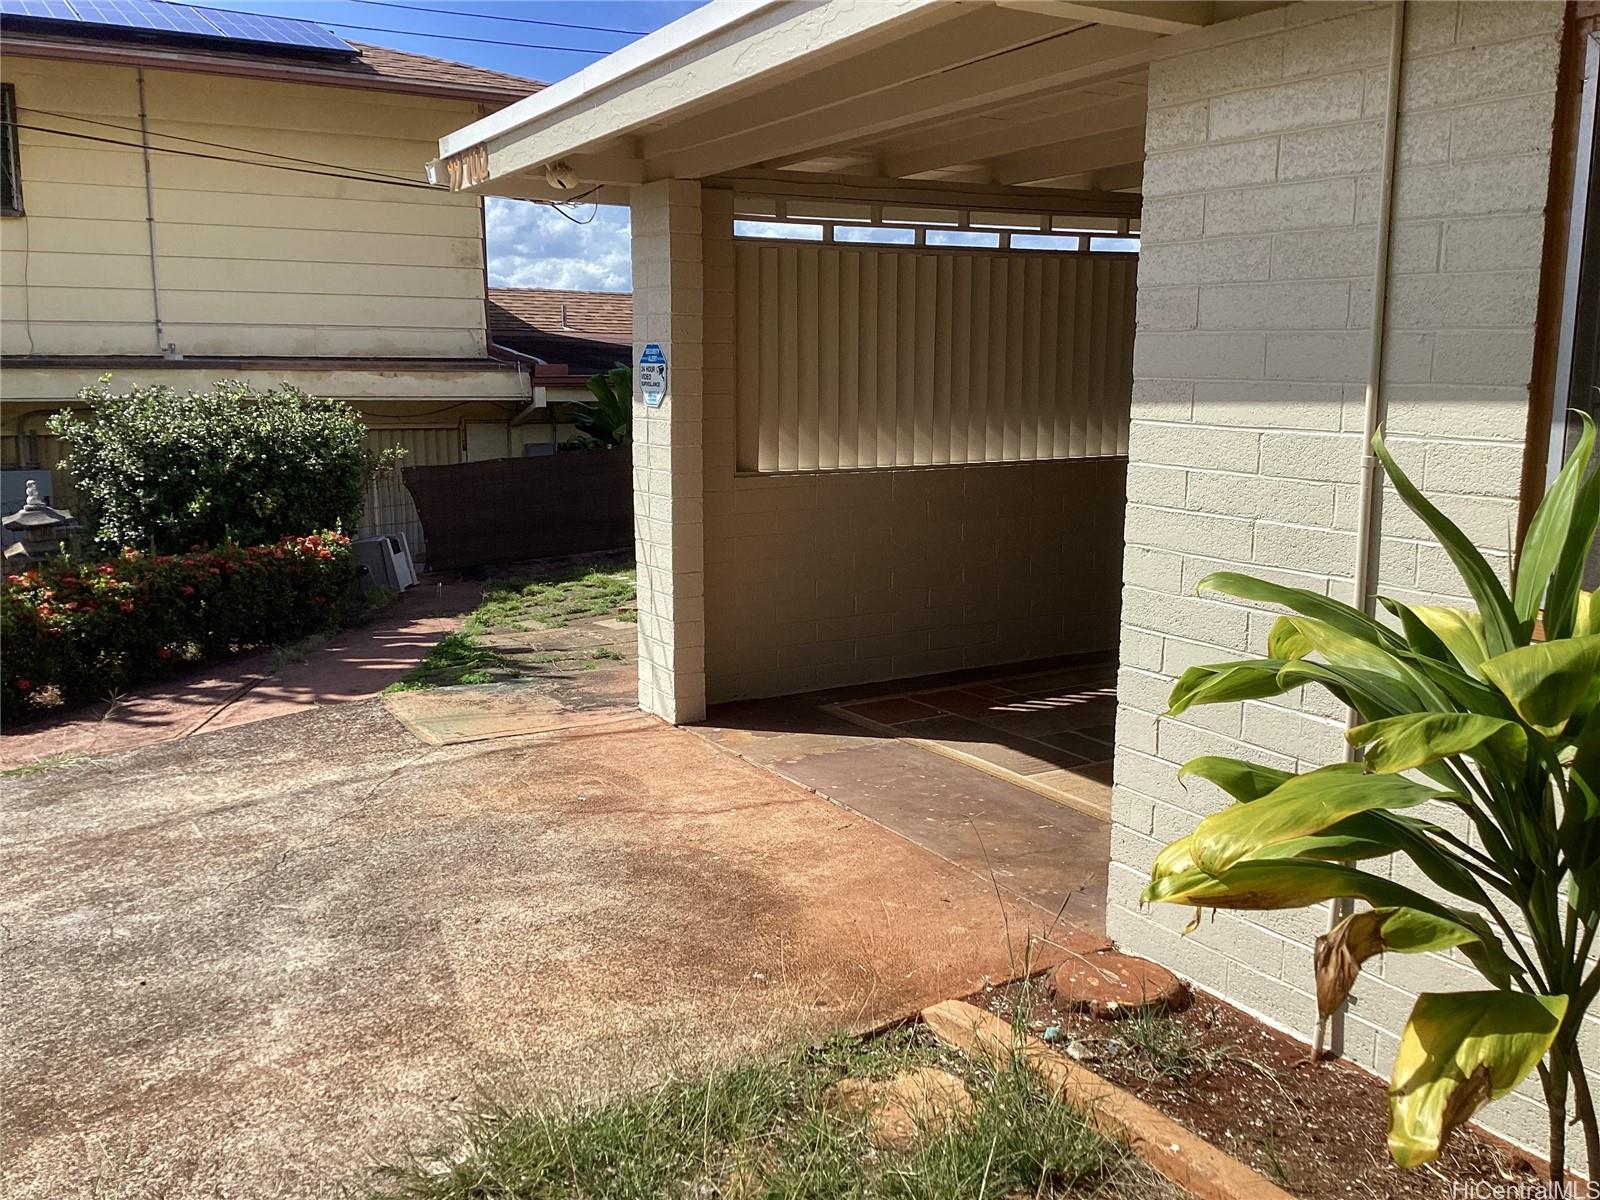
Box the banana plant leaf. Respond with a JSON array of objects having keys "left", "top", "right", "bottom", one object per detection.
[
  {"left": 1186, "top": 763, "right": 1450, "bottom": 875},
  {"left": 1388, "top": 991, "right": 1566, "bottom": 1169},
  {"left": 1480, "top": 635, "right": 1600, "bottom": 736},
  {"left": 1371, "top": 427, "right": 1521, "bottom": 657}
]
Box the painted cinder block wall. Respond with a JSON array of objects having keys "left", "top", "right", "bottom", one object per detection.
[{"left": 1108, "top": 0, "right": 1589, "bottom": 1162}]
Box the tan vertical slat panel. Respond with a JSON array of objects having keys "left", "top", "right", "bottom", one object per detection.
[
  {"left": 913, "top": 253, "right": 937, "bottom": 465},
  {"left": 931, "top": 256, "right": 953, "bottom": 465},
  {"left": 895, "top": 254, "right": 917, "bottom": 466},
  {"left": 986, "top": 257, "right": 1008, "bottom": 463},
  {"left": 1069, "top": 257, "right": 1092, "bottom": 458},
  {"left": 735, "top": 242, "right": 760, "bottom": 472},
  {"left": 1113, "top": 257, "right": 1135, "bottom": 455},
  {"left": 777, "top": 245, "right": 800, "bottom": 472},
  {"left": 730, "top": 240, "right": 1138, "bottom": 473},
  {"left": 1090, "top": 257, "right": 1111, "bottom": 456},
  {"left": 1004, "top": 257, "right": 1026, "bottom": 461},
  {"left": 968, "top": 254, "right": 991, "bottom": 464},
  {"left": 876, "top": 252, "right": 899, "bottom": 469},
  {"left": 948, "top": 254, "right": 971, "bottom": 467},
  {"left": 838, "top": 250, "right": 860, "bottom": 470},
  {"left": 817, "top": 249, "right": 841, "bottom": 470},
  {"left": 797, "top": 246, "right": 820, "bottom": 471},
  {"left": 858, "top": 250, "right": 879, "bottom": 468},
  {"left": 1020, "top": 256, "right": 1043, "bottom": 463},
  {"left": 361, "top": 426, "right": 457, "bottom": 565},
  {"left": 758, "top": 245, "right": 781, "bottom": 472},
  {"left": 1039, "top": 255, "right": 1061, "bottom": 461}
]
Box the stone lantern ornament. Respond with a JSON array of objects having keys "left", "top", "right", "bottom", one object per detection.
[{"left": 3, "top": 480, "right": 80, "bottom": 564}]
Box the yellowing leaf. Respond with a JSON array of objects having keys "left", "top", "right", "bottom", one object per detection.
[
  {"left": 1481, "top": 635, "right": 1600, "bottom": 735},
  {"left": 1348, "top": 712, "right": 1525, "bottom": 777},
  {"left": 1388, "top": 992, "right": 1565, "bottom": 1169},
  {"left": 1314, "top": 907, "right": 1486, "bottom": 1021}
]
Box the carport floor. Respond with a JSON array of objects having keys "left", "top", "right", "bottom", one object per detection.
[{"left": 698, "top": 654, "right": 1115, "bottom": 936}]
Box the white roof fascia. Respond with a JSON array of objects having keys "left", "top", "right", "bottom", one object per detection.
[
  {"left": 437, "top": 0, "right": 954, "bottom": 189},
  {"left": 439, "top": 0, "right": 792, "bottom": 159}
]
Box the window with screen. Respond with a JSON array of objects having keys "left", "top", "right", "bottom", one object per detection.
[{"left": 2, "top": 84, "right": 21, "bottom": 217}]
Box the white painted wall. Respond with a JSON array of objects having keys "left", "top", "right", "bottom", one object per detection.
[{"left": 1110, "top": 0, "right": 1584, "bottom": 1163}]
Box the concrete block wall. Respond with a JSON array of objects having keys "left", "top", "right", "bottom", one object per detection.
[
  {"left": 699, "top": 188, "right": 1127, "bottom": 702},
  {"left": 630, "top": 180, "right": 708, "bottom": 723},
  {"left": 1112, "top": 0, "right": 1585, "bottom": 1162}
]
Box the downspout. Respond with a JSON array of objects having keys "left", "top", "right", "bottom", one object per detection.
[
  {"left": 1322, "top": 0, "right": 1408, "bottom": 1061},
  {"left": 135, "top": 70, "right": 175, "bottom": 358}
]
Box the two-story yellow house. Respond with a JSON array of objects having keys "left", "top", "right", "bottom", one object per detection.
[{"left": 0, "top": 0, "right": 562, "bottom": 561}]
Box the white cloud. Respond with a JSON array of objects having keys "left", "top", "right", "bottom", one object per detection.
[{"left": 486, "top": 197, "right": 632, "bottom": 292}]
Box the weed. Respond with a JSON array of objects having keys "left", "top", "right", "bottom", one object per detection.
[
  {"left": 1, "top": 752, "right": 90, "bottom": 779},
  {"left": 363, "top": 1029, "right": 1164, "bottom": 1200},
  {"left": 590, "top": 647, "right": 623, "bottom": 661},
  {"left": 1118, "top": 1007, "right": 1231, "bottom": 1084},
  {"left": 383, "top": 634, "right": 519, "bottom": 693}
]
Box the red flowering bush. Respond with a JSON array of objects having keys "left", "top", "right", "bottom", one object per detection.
[{"left": 2, "top": 531, "right": 353, "bottom": 722}]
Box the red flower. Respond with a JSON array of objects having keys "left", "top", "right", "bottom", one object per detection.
[
  {"left": 37, "top": 604, "right": 51, "bottom": 617},
  {"left": 97, "top": 564, "right": 115, "bottom": 576},
  {"left": 180, "top": 585, "right": 195, "bottom": 596},
  {"left": 121, "top": 601, "right": 134, "bottom": 613},
  {"left": 15, "top": 678, "right": 30, "bottom": 690},
  {"left": 65, "top": 601, "right": 79, "bottom": 611}
]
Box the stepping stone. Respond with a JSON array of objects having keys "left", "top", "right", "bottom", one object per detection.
[
  {"left": 1051, "top": 949, "right": 1188, "bottom": 1017},
  {"left": 823, "top": 1066, "right": 974, "bottom": 1149}
]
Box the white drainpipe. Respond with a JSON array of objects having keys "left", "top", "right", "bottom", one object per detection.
[{"left": 1321, "top": 0, "right": 1408, "bottom": 1061}]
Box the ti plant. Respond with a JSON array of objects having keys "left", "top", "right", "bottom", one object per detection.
[{"left": 1143, "top": 414, "right": 1600, "bottom": 1180}]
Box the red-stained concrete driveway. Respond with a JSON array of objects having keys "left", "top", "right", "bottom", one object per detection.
[
  {"left": 1, "top": 694, "right": 1083, "bottom": 1199},
  {"left": 0, "top": 579, "right": 481, "bottom": 768}
]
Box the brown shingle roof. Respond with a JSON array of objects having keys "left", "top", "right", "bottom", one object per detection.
[
  {"left": 488, "top": 288, "right": 632, "bottom": 374},
  {"left": 343, "top": 42, "right": 543, "bottom": 102}
]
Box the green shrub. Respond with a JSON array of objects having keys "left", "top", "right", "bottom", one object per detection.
[
  {"left": 47, "top": 377, "right": 400, "bottom": 552},
  {"left": 2, "top": 531, "right": 354, "bottom": 722}
]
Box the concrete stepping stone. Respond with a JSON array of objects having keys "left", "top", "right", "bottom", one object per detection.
[{"left": 823, "top": 1066, "right": 974, "bottom": 1149}]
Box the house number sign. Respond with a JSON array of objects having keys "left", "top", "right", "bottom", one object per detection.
[{"left": 639, "top": 343, "right": 667, "bottom": 409}]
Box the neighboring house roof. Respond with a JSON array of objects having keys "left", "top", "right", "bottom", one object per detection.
[
  {"left": 488, "top": 288, "right": 632, "bottom": 375},
  {"left": 0, "top": 25, "right": 543, "bottom": 105}
]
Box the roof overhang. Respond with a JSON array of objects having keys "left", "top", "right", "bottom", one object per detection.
[{"left": 432, "top": 0, "right": 1284, "bottom": 207}]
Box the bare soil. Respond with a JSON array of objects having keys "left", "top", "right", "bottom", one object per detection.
[{"left": 980, "top": 979, "right": 1549, "bottom": 1199}]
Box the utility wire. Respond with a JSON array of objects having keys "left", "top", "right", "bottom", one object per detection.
[
  {"left": 26, "top": 107, "right": 429, "bottom": 186},
  {"left": 350, "top": 0, "right": 648, "bottom": 38},
  {"left": 16, "top": 121, "right": 447, "bottom": 191},
  {"left": 174, "top": 1, "right": 617, "bottom": 53}
]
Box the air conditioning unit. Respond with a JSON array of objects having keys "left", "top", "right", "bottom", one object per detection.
[{"left": 352, "top": 533, "right": 418, "bottom": 594}]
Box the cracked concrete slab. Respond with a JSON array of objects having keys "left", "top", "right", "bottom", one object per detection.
[{"left": 2, "top": 696, "right": 1076, "bottom": 1199}]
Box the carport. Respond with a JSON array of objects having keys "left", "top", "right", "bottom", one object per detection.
[{"left": 429, "top": 0, "right": 1233, "bottom": 723}]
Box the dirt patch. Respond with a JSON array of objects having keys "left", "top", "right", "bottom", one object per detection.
[{"left": 980, "top": 979, "right": 1546, "bottom": 1199}]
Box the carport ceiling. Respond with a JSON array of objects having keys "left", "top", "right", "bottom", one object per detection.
[{"left": 436, "top": 0, "right": 1286, "bottom": 205}]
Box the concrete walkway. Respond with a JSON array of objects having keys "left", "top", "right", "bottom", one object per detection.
[
  {"left": 1, "top": 696, "right": 1083, "bottom": 1199},
  {"left": 0, "top": 579, "right": 481, "bottom": 768}
]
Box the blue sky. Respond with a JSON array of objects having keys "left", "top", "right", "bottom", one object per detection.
[{"left": 215, "top": 1, "right": 707, "bottom": 291}]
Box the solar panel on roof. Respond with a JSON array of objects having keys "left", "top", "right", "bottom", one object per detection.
[{"left": 0, "top": 0, "right": 355, "bottom": 55}]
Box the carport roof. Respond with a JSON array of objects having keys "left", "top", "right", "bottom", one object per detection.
[{"left": 432, "top": 0, "right": 1283, "bottom": 208}]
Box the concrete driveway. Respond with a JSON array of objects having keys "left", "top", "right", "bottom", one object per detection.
[{"left": 2, "top": 695, "right": 1077, "bottom": 1198}]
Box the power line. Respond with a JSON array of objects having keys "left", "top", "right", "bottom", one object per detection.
[
  {"left": 180, "top": 2, "right": 618, "bottom": 53},
  {"left": 17, "top": 121, "right": 446, "bottom": 191},
  {"left": 351, "top": 0, "right": 648, "bottom": 38},
  {"left": 26, "top": 107, "right": 429, "bottom": 186}
]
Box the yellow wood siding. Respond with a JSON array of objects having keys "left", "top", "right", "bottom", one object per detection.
[{"left": 0, "top": 56, "right": 492, "bottom": 358}]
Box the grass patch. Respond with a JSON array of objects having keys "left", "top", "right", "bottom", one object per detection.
[
  {"left": 1117, "top": 1007, "right": 1231, "bottom": 1084},
  {"left": 385, "top": 559, "right": 635, "bottom": 693},
  {"left": 365, "top": 1028, "right": 1162, "bottom": 1200},
  {"left": 465, "top": 562, "right": 636, "bottom": 636},
  {"left": 0, "top": 752, "right": 90, "bottom": 779},
  {"left": 382, "top": 633, "right": 521, "bottom": 693}
]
